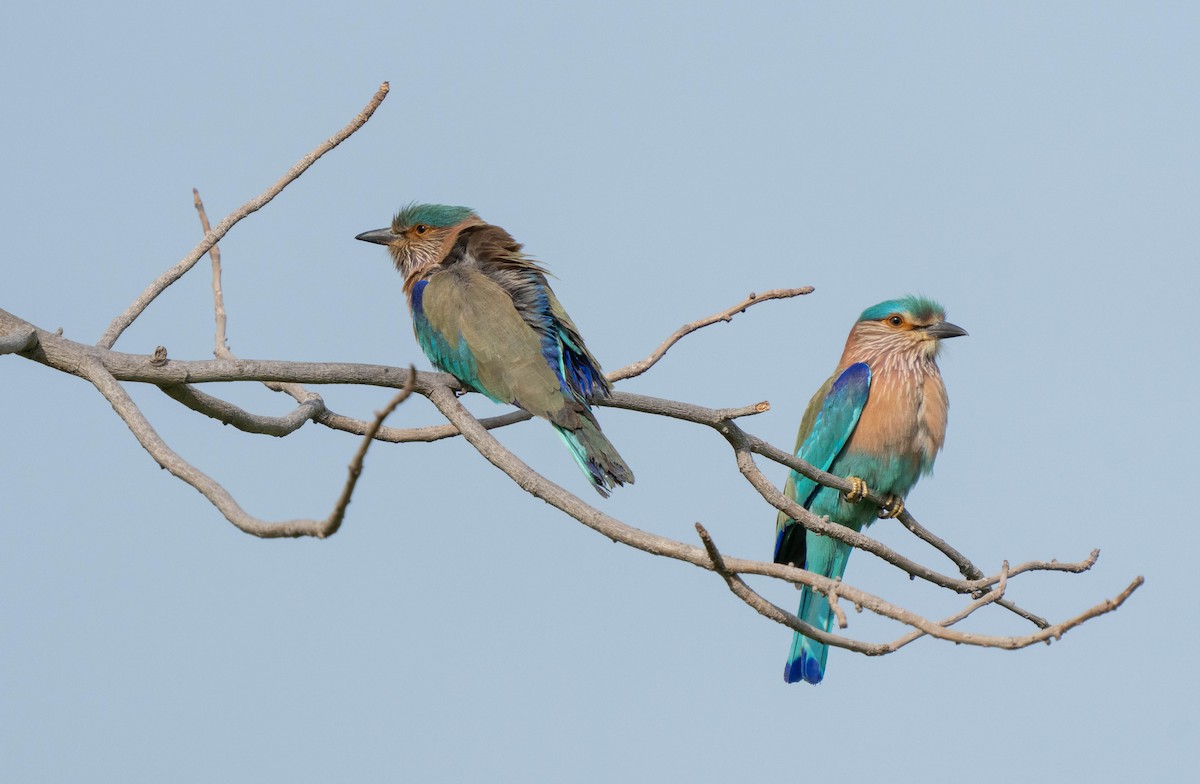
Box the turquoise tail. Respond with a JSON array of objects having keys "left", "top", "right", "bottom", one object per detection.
[
  {"left": 784, "top": 537, "right": 853, "bottom": 684},
  {"left": 553, "top": 414, "right": 634, "bottom": 498}
]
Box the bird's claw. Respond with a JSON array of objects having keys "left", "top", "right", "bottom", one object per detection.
[
  {"left": 877, "top": 495, "right": 905, "bottom": 519},
  {"left": 843, "top": 476, "right": 869, "bottom": 504}
]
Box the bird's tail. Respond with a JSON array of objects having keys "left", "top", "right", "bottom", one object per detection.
[
  {"left": 784, "top": 537, "right": 854, "bottom": 684},
  {"left": 553, "top": 414, "right": 634, "bottom": 498}
]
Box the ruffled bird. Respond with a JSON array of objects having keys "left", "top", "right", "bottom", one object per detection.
[
  {"left": 356, "top": 204, "right": 633, "bottom": 496},
  {"left": 774, "top": 297, "right": 966, "bottom": 684}
]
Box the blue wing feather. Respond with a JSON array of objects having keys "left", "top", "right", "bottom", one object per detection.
[
  {"left": 774, "top": 362, "right": 870, "bottom": 561},
  {"left": 557, "top": 329, "right": 605, "bottom": 400},
  {"left": 775, "top": 362, "right": 871, "bottom": 684},
  {"left": 791, "top": 362, "right": 870, "bottom": 506}
]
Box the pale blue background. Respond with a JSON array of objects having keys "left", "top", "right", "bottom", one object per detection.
[{"left": 2, "top": 2, "right": 1194, "bottom": 781}]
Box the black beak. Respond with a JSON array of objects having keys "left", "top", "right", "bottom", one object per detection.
[
  {"left": 355, "top": 227, "right": 395, "bottom": 245},
  {"left": 925, "top": 321, "right": 968, "bottom": 340}
]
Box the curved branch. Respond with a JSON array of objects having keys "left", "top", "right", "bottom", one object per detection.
[
  {"left": 323, "top": 368, "right": 417, "bottom": 538},
  {"left": 97, "top": 82, "right": 390, "bottom": 349},
  {"left": 423, "top": 380, "right": 1143, "bottom": 651},
  {"left": 76, "top": 354, "right": 415, "bottom": 538},
  {"left": 161, "top": 383, "right": 322, "bottom": 436},
  {"left": 611, "top": 287, "right": 814, "bottom": 382},
  {"left": 316, "top": 407, "right": 533, "bottom": 443}
]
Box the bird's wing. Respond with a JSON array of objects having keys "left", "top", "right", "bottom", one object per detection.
[
  {"left": 414, "top": 268, "right": 583, "bottom": 426},
  {"left": 467, "top": 230, "right": 611, "bottom": 404},
  {"left": 774, "top": 362, "right": 871, "bottom": 562},
  {"left": 544, "top": 288, "right": 610, "bottom": 401}
]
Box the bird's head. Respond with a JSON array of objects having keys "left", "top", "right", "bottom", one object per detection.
[
  {"left": 356, "top": 203, "right": 483, "bottom": 281},
  {"left": 848, "top": 296, "right": 968, "bottom": 363}
]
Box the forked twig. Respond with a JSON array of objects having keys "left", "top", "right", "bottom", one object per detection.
[
  {"left": 611, "top": 287, "right": 814, "bottom": 382},
  {"left": 97, "top": 82, "right": 390, "bottom": 349}
]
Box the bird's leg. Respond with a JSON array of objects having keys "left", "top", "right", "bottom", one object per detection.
[
  {"left": 877, "top": 495, "right": 905, "bottom": 519},
  {"left": 842, "top": 476, "right": 869, "bottom": 503}
]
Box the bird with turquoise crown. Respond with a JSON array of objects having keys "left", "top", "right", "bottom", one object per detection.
[
  {"left": 356, "top": 204, "right": 633, "bottom": 497},
  {"left": 774, "top": 296, "right": 966, "bottom": 684}
]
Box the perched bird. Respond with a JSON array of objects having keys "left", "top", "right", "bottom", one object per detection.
[
  {"left": 355, "top": 204, "right": 633, "bottom": 497},
  {"left": 774, "top": 296, "right": 966, "bottom": 684}
]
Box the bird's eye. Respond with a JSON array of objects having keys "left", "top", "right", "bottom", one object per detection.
[
  {"left": 888, "top": 315, "right": 904, "bottom": 327},
  {"left": 414, "top": 224, "right": 430, "bottom": 235}
]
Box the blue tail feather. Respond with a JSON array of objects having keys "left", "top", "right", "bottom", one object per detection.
[{"left": 784, "top": 537, "right": 853, "bottom": 684}]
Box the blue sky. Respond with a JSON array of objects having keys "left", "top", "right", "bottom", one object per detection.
[{"left": 1, "top": 2, "right": 1195, "bottom": 782}]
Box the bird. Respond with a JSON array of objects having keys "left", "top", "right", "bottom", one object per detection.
[
  {"left": 355, "top": 203, "right": 633, "bottom": 497},
  {"left": 773, "top": 296, "right": 966, "bottom": 684}
]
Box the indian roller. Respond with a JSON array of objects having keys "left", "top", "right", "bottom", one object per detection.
[
  {"left": 774, "top": 296, "right": 966, "bottom": 684},
  {"left": 355, "top": 204, "right": 634, "bottom": 497}
]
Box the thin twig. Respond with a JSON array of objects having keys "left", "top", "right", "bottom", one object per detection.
[
  {"left": 75, "top": 354, "right": 415, "bottom": 538},
  {"left": 892, "top": 507, "right": 983, "bottom": 579},
  {"left": 883, "top": 561, "right": 1011, "bottom": 651},
  {"left": 695, "top": 522, "right": 730, "bottom": 578},
  {"left": 891, "top": 508, "right": 1049, "bottom": 625},
  {"left": 193, "top": 188, "right": 231, "bottom": 359},
  {"left": 994, "top": 599, "right": 1049, "bottom": 629},
  {"left": 97, "top": 82, "right": 390, "bottom": 349},
  {"left": 78, "top": 356, "right": 321, "bottom": 537},
  {"left": 323, "top": 367, "right": 417, "bottom": 538},
  {"left": 610, "top": 287, "right": 814, "bottom": 382},
  {"left": 827, "top": 582, "right": 849, "bottom": 629}
]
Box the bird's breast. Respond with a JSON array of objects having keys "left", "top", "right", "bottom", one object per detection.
[{"left": 848, "top": 366, "right": 947, "bottom": 475}]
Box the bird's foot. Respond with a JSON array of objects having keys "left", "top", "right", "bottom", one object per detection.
[
  {"left": 877, "top": 495, "right": 905, "bottom": 519},
  {"left": 843, "top": 476, "right": 869, "bottom": 504}
]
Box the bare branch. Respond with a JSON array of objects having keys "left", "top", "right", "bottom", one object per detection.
[
  {"left": 315, "top": 407, "right": 533, "bottom": 443},
  {"left": 193, "top": 188, "right": 231, "bottom": 359},
  {"left": 888, "top": 574, "right": 1144, "bottom": 650},
  {"left": 694, "top": 522, "right": 868, "bottom": 651},
  {"left": 78, "top": 356, "right": 320, "bottom": 537},
  {"left": 827, "top": 582, "right": 849, "bottom": 630},
  {"left": 887, "top": 562, "right": 1012, "bottom": 651},
  {"left": 600, "top": 386, "right": 1069, "bottom": 627},
  {"left": 887, "top": 505, "right": 1051, "bottom": 625},
  {"left": 161, "top": 383, "right": 322, "bottom": 436},
  {"left": 323, "top": 367, "right": 417, "bottom": 538},
  {"left": 610, "top": 287, "right": 814, "bottom": 382},
  {"left": 2, "top": 303, "right": 1140, "bottom": 657},
  {"left": 1, "top": 83, "right": 1143, "bottom": 672},
  {"left": 74, "top": 353, "right": 415, "bottom": 538},
  {"left": 0, "top": 326, "right": 36, "bottom": 355},
  {"left": 892, "top": 509, "right": 984, "bottom": 579},
  {"left": 422, "top": 378, "right": 1144, "bottom": 651},
  {"left": 96, "top": 82, "right": 390, "bottom": 349},
  {"left": 7, "top": 308, "right": 1104, "bottom": 594},
  {"left": 159, "top": 284, "right": 787, "bottom": 445}
]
